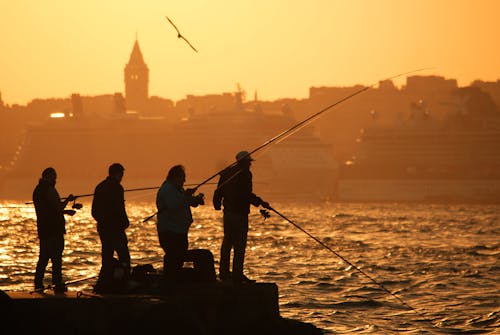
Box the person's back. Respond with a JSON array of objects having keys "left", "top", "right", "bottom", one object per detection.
[
  {"left": 33, "top": 177, "right": 66, "bottom": 239},
  {"left": 92, "top": 176, "right": 129, "bottom": 232},
  {"left": 91, "top": 163, "right": 131, "bottom": 293},
  {"left": 32, "top": 167, "right": 74, "bottom": 293},
  {"left": 214, "top": 165, "right": 258, "bottom": 215},
  {"left": 155, "top": 165, "right": 204, "bottom": 284},
  {"left": 213, "top": 151, "right": 269, "bottom": 284},
  {"left": 156, "top": 179, "right": 194, "bottom": 234}
]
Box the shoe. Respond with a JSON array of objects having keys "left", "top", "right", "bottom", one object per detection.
[
  {"left": 53, "top": 285, "right": 67, "bottom": 294},
  {"left": 34, "top": 284, "right": 45, "bottom": 292}
]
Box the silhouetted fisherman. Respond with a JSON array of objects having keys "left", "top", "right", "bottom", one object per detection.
[
  {"left": 33, "top": 167, "right": 75, "bottom": 293},
  {"left": 213, "top": 151, "right": 270, "bottom": 284},
  {"left": 92, "top": 163, "right": 131, "bottom": 293},
  {"left": 156, "top": 165, "right": 205, "bottom": 284}
]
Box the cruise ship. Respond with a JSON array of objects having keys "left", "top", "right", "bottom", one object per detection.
[
  {"left": 0, "top": 37, "right": 336, "bottom": 202},
  {"left": 337, "top": 88, "right": 500, "bottom": 203},
  {"left": 0, "top": 104, "right": 336, "bottom": 202}
]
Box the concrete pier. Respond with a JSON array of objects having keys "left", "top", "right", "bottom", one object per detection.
[{"left": 2, "top": 283, "right": 323, "bottom": 335}]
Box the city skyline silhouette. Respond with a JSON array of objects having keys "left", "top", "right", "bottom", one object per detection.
[{"left": 1, "top": 1, "right": 499, "bottom": 105}]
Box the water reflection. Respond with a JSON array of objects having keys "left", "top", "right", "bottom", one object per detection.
[{"left": 0, "top": 201, "right": 499, "bottom": 334}]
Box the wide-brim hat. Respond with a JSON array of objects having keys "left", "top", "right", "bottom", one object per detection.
[{"left": 235, "top": 150, "right": 254, "bottom": 161}]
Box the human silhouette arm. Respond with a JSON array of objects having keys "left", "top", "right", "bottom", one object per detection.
[
  {"left": 61, "top": 194, "right": 76, "bottom": 209},
  {"left": 63, "top": 209, "right": 76, "bottom": 216}
]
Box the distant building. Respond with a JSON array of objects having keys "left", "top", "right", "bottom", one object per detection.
[
  {"left": 403, "top": 75, "right": 457, "bottom": 95},
  {"left": 471, "top": 80, "right": 500, "bottom": 109},
  {"left": 124, "top": 38, "right": 149, "bottom": 112},
  {"left": 71, "top": 93, "right": 83, "bottom": 117},
  {"left": 114, "top": 93, "right": 126, "bottom": 114}
]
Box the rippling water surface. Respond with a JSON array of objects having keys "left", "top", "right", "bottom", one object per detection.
[{"left": 1, "top": 200, "right": 499, "bottom": 334}]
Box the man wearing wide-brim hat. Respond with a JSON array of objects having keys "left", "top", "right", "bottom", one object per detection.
[{"left": 213, "top": 150, "right": 270, "bottom": 284}]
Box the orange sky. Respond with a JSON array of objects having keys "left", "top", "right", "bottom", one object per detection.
[{"left": 1, "top": 0, "right": 499, "bottom": 105}]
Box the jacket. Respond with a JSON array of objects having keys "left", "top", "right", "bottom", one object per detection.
[
  {"left": 213, "top": 165, "right": 263, "bottom": 215},
  {"left": 91, "top": 177, "right": 129, "bottom": 232},
  {"left": 156, "top": 179, "right": 194, "bottom": 234},
  {"left": 33, "top": 178, "right": 66, "bottom": 239}
]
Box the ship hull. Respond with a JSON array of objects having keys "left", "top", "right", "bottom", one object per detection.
[{"left": 338, "top": 178, "right": 500, "bottom": 203}]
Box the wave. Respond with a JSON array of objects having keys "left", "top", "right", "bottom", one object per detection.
[
  {"left": 465, "top": 310, "right": 500, "bottom": 329},
  {"left": 1, "top": 202, "right": 499, "bottom": 334},
  {"left": 331, "top": 299, "right": 385, "bottom": 309}
]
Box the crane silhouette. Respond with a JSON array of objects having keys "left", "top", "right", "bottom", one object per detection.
[{"left": 165, "top": 16, "right": 198, "bottom": 53}]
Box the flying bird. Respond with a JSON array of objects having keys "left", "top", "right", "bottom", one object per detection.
[{"left": 165, "top": 16, "right": 198, "bottom": 53}]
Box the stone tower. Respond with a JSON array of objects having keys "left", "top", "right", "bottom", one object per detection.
[{"left": 124, "top": 38, "right": 149, "bottom": 112}]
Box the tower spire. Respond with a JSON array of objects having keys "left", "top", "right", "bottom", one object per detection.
[{"left": 124, "top": 36, "right": 149, "bottom": 112}]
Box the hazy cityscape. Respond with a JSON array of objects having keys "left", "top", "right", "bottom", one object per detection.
[
  {"left": 1, "top": 38, "right": 499, "bottom": 202},
  {"left": 2, "top": 3, "right": 500, "bottom": 333}
]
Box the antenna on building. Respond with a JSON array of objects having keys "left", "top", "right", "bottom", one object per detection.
[{"left": 236, "top": 83, "right": 246, "bottom": 102}]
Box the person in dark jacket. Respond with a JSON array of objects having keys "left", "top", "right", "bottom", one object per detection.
[
  {"left": 156, "top": 165, "right": 205, "bottom": 283},
  {"left": 33, "top": 167, "right": 75, "bottom": 293},
  {"left": 91, "top": 163, "right": 130, "bottom": 291},
  {"left": 213, "top": 151, "right": 270, "bottom": 284}
]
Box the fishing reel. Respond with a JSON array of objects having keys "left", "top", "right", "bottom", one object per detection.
[
  {"left": 194, "top": 193, "right": 205, "bottom": 206},
  {"left": 260, "top": 209, "right": 271, "bottom": 220},
  {"left": 71, "top": 199, "right": 83, "bottom": 210}
]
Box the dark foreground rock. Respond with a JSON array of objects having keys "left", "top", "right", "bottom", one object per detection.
[{"left": 2, "top": 283, "right": 323, "bottom": 335}]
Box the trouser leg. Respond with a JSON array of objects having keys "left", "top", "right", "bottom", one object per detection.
[
  {"left": 35, "top": 239, "right": 50, "bottom": 288},
  {"left": 226, "top": 213, "right": 248, "bottom": 280},
  {"left": 98, "top": 230, "right": 115, "bottom": 284},
  {"left": 219, "top": 215, "right": 233, "bottom": 277},
  {"left": 114, "top": 230, "right": 131, "bottom": 273},
  {"left": 50, "top": 235, "right": 65, "bottom": 286},
  {"left": 232, "top": 225, "right": 248, "bottom": 278},
  {"left": 159, "top": 231, "right": 188, "bottom": 283}
]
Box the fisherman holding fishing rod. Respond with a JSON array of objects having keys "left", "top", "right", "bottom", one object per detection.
[
  {"left": 91, "top": 163, "right": 131, "bottom": 293},
  {"left": 156, "top": 165, "right": 205, "bottom": 284},
  {"left": 213, "top": 150, "right": 270, "bottom": 284},
  {"left": 26, "top": 68, "right": 439, "bottom": 331},
  {"left": 32, "top": 167, "right": 76, "bottom": 293}
]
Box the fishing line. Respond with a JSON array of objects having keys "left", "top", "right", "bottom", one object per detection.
[
  {"left": 142, "top": 68, "right": 431, "bottom": 222},
  {"left": 266, "top": 205, "right": 443, "bottom": 334},
  {"left": 24, "top": 183, "right": 216, "bottom": 205},
  {"left": 197, "top": 67, "right": 432, "bottom": 190},
  {"left": 143, "top": 166, "right": 244, "bottom": 222},
  {"left": 124, "top": 190, "right": 157, "bottom": 202},
  {"left": 0, "top": 206, "right": 34, "bottom": 209}
]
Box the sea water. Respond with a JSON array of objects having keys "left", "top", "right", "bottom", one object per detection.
[{"left": 0, "top": 200, "right": 499, "bottom": 334}]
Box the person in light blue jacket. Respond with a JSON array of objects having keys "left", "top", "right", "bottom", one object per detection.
[{"left": 156, "top": 165, "right": 204, "bottom": 283}]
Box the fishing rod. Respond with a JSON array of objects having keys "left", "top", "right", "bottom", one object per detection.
[
  {"left": 196, "top": 68, "right": 431, "bottom": 190},
  {"left": 24, "top": 183, "right": 216, "bottom": 205},
  {"left": 265, "top": 205, "right": 443, "bottom": 334},
  {"left": 142, "top": 68, "right": 431, "bottom": 222},
  {"left": 142, "top": 164, "right": 247, "bottom": 223},
  {"left": 0, "top": 205, "right": 34, "bottom": 209}
]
